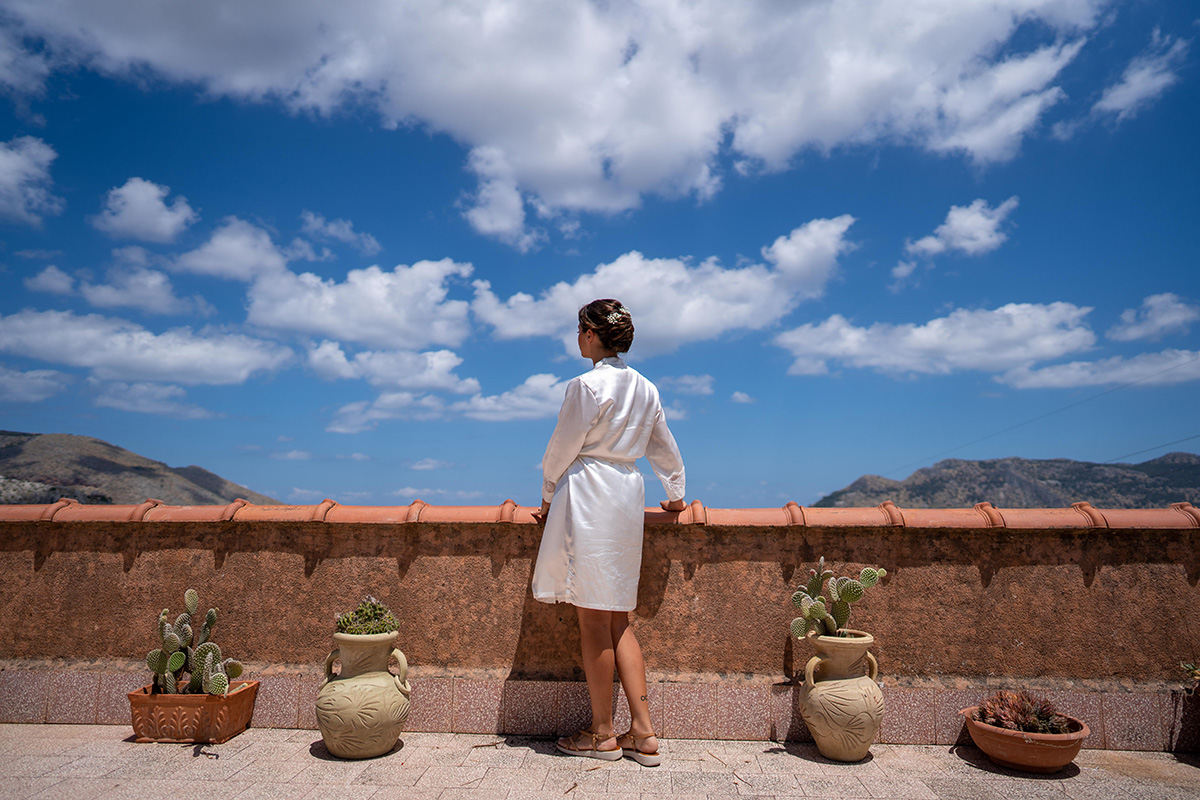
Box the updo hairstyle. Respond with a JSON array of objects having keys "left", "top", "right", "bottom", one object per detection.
[{"left": 579, "top": 298, "right": 634, "bottom": 353}]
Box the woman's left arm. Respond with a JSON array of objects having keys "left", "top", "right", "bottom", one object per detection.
[
  {"left": 539, "top": 378, "right": 600, "bottom": 506},
  {"left": 645, "top": 404, "right": 686, "bottom": 503}
]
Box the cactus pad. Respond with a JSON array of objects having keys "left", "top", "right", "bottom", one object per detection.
[
  {"left": 146, "top": 649, "right": 167, "bottom": 675},
  {"left": 841, "top": 579, "right": 865, "bottom": 603},
  {"left": 205, "top": 672, "right": 229, "bottom": 696},
  {"left": 830, "top": 599, "right": 851, "bottom": 629},
  {"left": 184, "top": 588, "right": 199, "bottom": 616},
  {"left": 167, "top": 650, "right": 186, "bottom": 673},
  {"left": 164, "top": 672, "right": 177, "bottom": 693},
  {"left": 859, "top": 567, "right": 880, "bottom": 587},
  {"left": 163, "top": 631, "right": 180, "bottom": 654},
  {"left": 224, "top": 660, "right": 244, "bottom": 680}
]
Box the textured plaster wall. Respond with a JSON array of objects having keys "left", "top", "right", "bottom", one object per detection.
[{"left": 1, "top": 520, "right": 1197, "bottom": 685}]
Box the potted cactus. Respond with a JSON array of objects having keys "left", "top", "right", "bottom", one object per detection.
[
  {"left": 789, "top": 557, "right": 888, "bottom": 761},
  {"left": 961, "top": 690, "right": 1090, "bottom": 773},
  {"left": 315, "top": 596, "right": 412, "bottom": 759},
  {"left": 128, "top": 588, "right": 258, "bottom": 744}
]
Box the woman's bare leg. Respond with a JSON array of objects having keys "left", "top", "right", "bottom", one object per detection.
[
  {"left": 611, "top": 613, "right": 658, "bottom": 753},
  {"left": 571, "top": 606, "right": 618, "bottom": 748}
]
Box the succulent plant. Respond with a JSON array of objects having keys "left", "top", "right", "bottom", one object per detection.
[
  {"left": 1182, "top": 662, "right": 1200, "bottom": 695},
  {"left": 973, "top": 690, "right": 1073, "bottom": 734},
  {"left": 790, "top": 557, "right": 887, "bottom": 638},
  {"left": 336, "top": 595, "right": 401, "bottom": 635},
  {"left": 144, "top": 588, "right": 244, "bottom": 696}
]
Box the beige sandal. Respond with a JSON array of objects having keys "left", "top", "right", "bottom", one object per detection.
[
  {"left": 618, "top": 730, "right": 662, "bottom": 766},
  {"left": 556, "top": 729, "right": 622, "bottom": 761}
]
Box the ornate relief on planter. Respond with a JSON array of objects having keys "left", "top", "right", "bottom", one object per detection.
[
  {"left": 799, "top": 630, "right": 883, "bottom": 762},
  {"left": 128, "top": 680, "right": 259, "bottom": 744},
  {"left": 316, "top": 631, "right": 412, "bottom": 759},
  {"left": 961, "top": 707, "right": 1090, "bottom": 773}
]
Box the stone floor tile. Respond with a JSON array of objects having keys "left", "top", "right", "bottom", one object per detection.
[
  {"left": 287, "top": 758, "right": 372, "bottom": 784},
  {"left": 406, "top": 677, "right": 454, "bottom": 733},
  {"left": 539, "top": 764, "right": 613, "bottom": 794},
  {"left": 28, "top": 778, "right": 122, "bottom": 800},
  {"left": 606, "top": 766, "right": 674, "bottom": 793},
  {"left": 452, "top": 679, "right": 503, "bottom": 735},
  {"left": 412, "top": 764, "right": 490, "bottom": 789},
  {"left": 231, "top": 783, "right": 317, "bottom": 800},
  {"left": 370, "top": 788, "right": 443, "bottom": 800},
  {"left": 664, "top": 684, "right": 718, "bottom": 740},
  {"left": 46, "top": 673, "right": 101, "bottom": 725},
  {"left": 670, "top": 769, "right": 741, "bottom": 794},
  {"left": 227, "top": 757, "right": 311, "bottom": 783},
  {"left": 248, "top": 674, "right": 299, "bottom": 729},
  {"left": 476, "top": 764, "right": 550, "bottom": 791},
  {"left": 919, "top": 776, "right": 1016, "bottom": 800},
  {"left": 733, "top": 772, "right": 799, "bottom": 795},
  {"left": 0, "top": 672, "right": 50, "bottom": 724},
  {"left": 717, "top": 684, "right": 771, "bottom": 741},
  {"left": 351, "top": 759, "right": 428, "bottom": 786},
  {"left": 0, "top": 756, "right": 80, "bottom": 778},
  {"left": 297, "top": 786, "right": 381, "bottom": 800},
  {"left": 39, "top": 756, "right": 120, "bottom": 779},
  {"left": 99, "top": 781, "right": 255, "bottom": 800},
  {"left": 861, "top": 776, "right": 941, "bottom": 799},
  {"left": 463, "top": 745, "right": 529, "bottom": 767},
  {"left": 4, "top": 776, "right": 66, "bottom": 800}
]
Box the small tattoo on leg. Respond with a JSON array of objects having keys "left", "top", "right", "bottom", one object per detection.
[{"left": 640, "top": 695, "right": 647, "bottom": 701}]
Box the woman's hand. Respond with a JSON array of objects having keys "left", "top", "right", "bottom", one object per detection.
[
  {"left": 532, "top": 500, "right": 551, "bottom": 523},
  {"left": 660, "top": 498, "right": 686, "bottom": 512}
]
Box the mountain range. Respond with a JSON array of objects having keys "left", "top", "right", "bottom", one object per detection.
[
  {"left": 0, "top": 431, "right": 279, "bottom": 506},
  {"left": 812, "top": 452, "right": 1200, "bottom": 509}
]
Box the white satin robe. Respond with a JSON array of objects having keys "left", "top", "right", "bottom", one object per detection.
[{"left": 532, "top": 356, "right": 685, "bottom": 611}]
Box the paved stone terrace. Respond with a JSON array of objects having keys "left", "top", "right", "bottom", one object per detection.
[{"left": 3, "top": 724, "right": 1198, "bottom": 800}]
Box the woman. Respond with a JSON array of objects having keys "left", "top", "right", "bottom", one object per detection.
[{"left": 532, "top": 299, "right": 686, "bottom": 766}]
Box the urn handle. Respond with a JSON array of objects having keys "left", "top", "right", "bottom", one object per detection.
[
  {"left": 803, "top": 656, "right": 821, "bottom": 690},
  {"left": 866, "top": 651, "right": 879, "bottom": 682},
  {"left": 322, "top": 648, "right": 340, "bottom": 687},
  {"left": 391, "top": 648, "right": 412, "bottom": 697}
]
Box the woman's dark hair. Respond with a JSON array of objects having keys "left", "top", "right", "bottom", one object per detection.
[{"left": 579, "top": 299, "right": 634, "bottom": 353}]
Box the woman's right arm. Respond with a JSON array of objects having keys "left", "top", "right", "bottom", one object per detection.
[{"left": 645, "top": 404, "right": 685, "bottom": 504}]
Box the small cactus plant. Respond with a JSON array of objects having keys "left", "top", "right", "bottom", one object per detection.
[
  {"left": 974, "top": 690, "right": 1072, "bottom": 734},
  {"left": 145, "top": 588, "right": 243, "bottom": 696},
  {"left": 790, "top": 557, "right": 887, "bottom": 638},
  {"left": 336, "top": 595, "right": 400, "bottom": 635}
]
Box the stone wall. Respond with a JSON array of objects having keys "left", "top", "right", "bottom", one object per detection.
[{"left": 0, "top": 499, "right": 1197, "bottom": 748}]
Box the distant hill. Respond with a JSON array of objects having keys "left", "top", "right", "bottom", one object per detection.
[
  {"left": 0, "top": 431, "right": 280, "bottom": 506},
  {"left": 813, "top": 452, "right": 1200, "bottom": 509}
]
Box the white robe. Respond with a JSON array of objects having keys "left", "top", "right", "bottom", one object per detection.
[{"left": 532, "top": 356, "right": 685, "bottom": 611}]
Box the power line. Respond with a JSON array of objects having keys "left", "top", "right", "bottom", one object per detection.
[
  {"left": 1104, "top": 434, "right": 1200, "bottom": 464},
  {"left": 884, "top": 351, "right": 1200, "bottom": 478}
]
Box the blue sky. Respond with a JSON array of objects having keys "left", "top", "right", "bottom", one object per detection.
[{"left": 0, "top": 0, "right": 1196, "bottom": 508}]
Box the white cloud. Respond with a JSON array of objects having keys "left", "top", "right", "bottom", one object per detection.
[
  {"left": 1001, "top": 349, "right": 1200, "bottom": 389},
  {"left": 79, "top": 267, "right": 206, "bottom": 315},
  {"left": 1107, "top": 293, "right": 1200, "bottom": 342},
  {"left": 731, "top": 390, "right": 755, "bottom": 403},
  {"left": 92, "top": 177, "right": 197, "bottom": 243},
  {"left": 906, "top": 197, "right": 1019, "bottom": 258},
  {"left": 271, "top": 449, "right": 312, "bottom": 460},
  {"left": 411, "top": 458, "right": 452, "bottom": 470},
  {"left": 0, "top": 25, "right": 50, "bottom": 95},
  {"left": 90, "top": 380, "right": 213, "bottom": 418},
  {"left": 658, "top": 374, "right": 714, "bottom": 395},
  {"left": 0, "top": 1, "right": 1109, "bottom": 245},
  {"left": 774, "top": 302, "right": 1095, "bottom": 376},
  {"left": 249, "top": 259, "right": 474, "bottom": 349},
  {"left": 0, "top": 136, "right": 62, "bottom": 225},
  {"left": 473, "top": 215, "right": 855, "bottom": 356},
  {"left": 175, "top": 217, "right": 288, "bottom": 280},
  {"left": 16, "top": 249, "right": 62, "bottom": 259},
  {"left": 1093, "top": 31, "right": 1189, "bottom": 123},
  {"left": 0, "top": 364, "right": 70, "bottom": 402},
  {"left": 327, "top": 392, "right": 447, "bottom": 433},
  {"left": 338, "top": 452, "right": 371, "bottom": 461},
  {"left": 663, "top": 401, "right": 688, "bottom": 421},
  {"left": 391, "top": 487, "right": 484, "bottom": 501},
  {"left": 450, "top": 373, "right": 569, "bottom": 422},
  {"left": 0, "top": 309, "right": 292, "bottom": 384},
  {"left": 300, "top": 210, "right": 381, "bottom": 255},
  {"left": 24, "top": 264, "right": 74, "bottom": 294},
  {"left": 307, "top": 340, "right": 479, "bottom": 393}
]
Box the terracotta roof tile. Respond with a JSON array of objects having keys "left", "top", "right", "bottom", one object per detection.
[{"left": 0, "top": 498, "right": 1196, "bottom": 529}]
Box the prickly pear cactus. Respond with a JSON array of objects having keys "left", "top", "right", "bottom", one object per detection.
[
  {"left": 144, "top": 588, "right": 244, "bottom": 696},
  {"left": 789, "top": 559, "right": 888, "bottom": 639}
]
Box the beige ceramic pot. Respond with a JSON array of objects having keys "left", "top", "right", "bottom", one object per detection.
[
  {"left": 799, "top": 629, "right": 883, "bottom": 762},
  {"left": 315, "top": 631, "right": 412, "bottom": 759},
  {"left": 961, "top": 708, "right": 1090, "bottom": 773}
]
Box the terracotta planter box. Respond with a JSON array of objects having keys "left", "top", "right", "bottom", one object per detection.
[
  {"left": 128, "top": 680, "right": 259, "bottom": 744},
  {"left": 960, "top": 706, "right": 1089, "bottom": 773}
]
